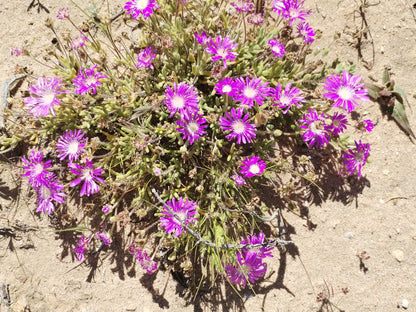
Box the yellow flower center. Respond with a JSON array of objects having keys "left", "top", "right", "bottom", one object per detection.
[
  {"left": 68, "top": 141, "right": 79, "bottom": 155},
  {"left": 187, "top": 122, "right": 199, "bottom": 134},
  {"left": 171, "top": 95, "right": 185, "bottom": 109},
  {"left": 243, "top": 86, "right": 257, "bottom": 99},
  {"left": 135, "top": 0, "right": 149, "bottom": 10},
  {"left": 249, "top": 164, "right": 260, "bottom": 174},
  {"left": 232, "top": 120, "right": 246, "bottom": 134},
  {"left": 337, "top": 86, "right": 354, "bottom": 100},
  {"left": 43, "top": 92, "right": 55, "bottom": 105}
]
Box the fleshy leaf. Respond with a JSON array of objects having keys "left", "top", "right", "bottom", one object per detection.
[{"left": 391, "top": 99, "right": 416, "bottom": 140}]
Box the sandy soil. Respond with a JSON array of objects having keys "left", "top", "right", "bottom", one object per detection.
[{"left": 1, "top": 1, "right": 416, "bottom": 311}]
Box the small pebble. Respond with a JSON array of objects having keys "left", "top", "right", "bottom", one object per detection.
[
  {"left": 402, "top": 299, "right": 409, "bottom": 309},
  {"left": 396, "top": 228, "right": 401, "bottom": 234},
  {"left": 344, "top": 232, "right": 354, "bottom": 239},
  {"left": 391, "top": 249, "right": 404, "bottom": 262}
]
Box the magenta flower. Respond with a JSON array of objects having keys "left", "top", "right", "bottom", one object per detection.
[
  {"left": 176, "top": 112, "right": 208, "bottom": 145},
  {"left": 69, "top": 159, "right": 105, "bottom": 197},
  {"left": 271, "top": 82, "right": 304, "bottom": 114},
  {"left": 327, "top": 112, "right": 348, "bottom": 136},
  {"left": 195, "top": 31, "right": 209, "bottom": 45},
  {"left": 231, "top": 0, "right": 254, "bottom": 12},
  {"left": 96, "top": 232, "right": 111, "bottom": 245},
  {"left": 57, "top": 7, "right": 69, "bottom": 19},
  {"left": 342, "top": 140, "right": 370, "bottom": 177},
  {"left": 73, "top": 235, "right": 92, "bottom": 262},
  {"left": 219, "top": 107, "right": 257, "bottom": 144},
  {"left": 102, "top": 205, "right": 111, "bottom": 213},
  {"left": 225, "top": 253, "right": 267, "bottom": 288},
  {"left": 11, "top": 49, "right": 23, "bottom": 56},
  {"left": 268, "top": 39, "right": 286, "bottom": 58},
  {"left": 124, "top": 0, "right": 159, "bottom": 20},
  {"left": 240, "top": 232, "right": 274, "bottom": 261},
  {"left": 282, "top": 0, "right": 310, "bottom": 26},
  {"left": 24, "top": 77, "right": 68, "bottom": 117},
  {"left": 363, "top": 119, "right": 374, "bottom": 132},
  {"left": 35, "top": 173, "right": 66, "bottom": 215},
  {"left": 136, "top": 46, "right": 156, "bottom": 70},
  {"left": 129, "top": 245, "right": 158, "bottom": 274},
  {"left": 240, "top": 156, "right": 266, "bottom": 178},
  {"left": 56, "top": 129, "right": 87, "bottom": 162},
  {"left": 71, "top": 33, "right": 87, "bottom": 50},
  {"left": 297, "top": 22, "right": 315, "bottom": 44},
  {"left": 247, "top": 13, "right": 264, "bottom": 25},
  {"left": 323, "top": 70, "right": 369, "bottom": 113},
  {"left": 298, "top": 108, "right": 331, "bottom": 148},
  {"left": 215, "top": 77, "right": 237, "bottom": 97},
  {"left": 272, "top": 0, "right": 285, "bottom": 15},
  {"left": 232, "top": 173, "right": 246, "bottom": 186},
  {"left": 73, "top": 64, "right": 107, "bottom": 95},
  {"left": 160, "top": 197, "right": 197, "bottom": 237},
  {"left": 164, "top": 82, "right": 199, "bottom": 117},
  {"left": 205, "top": 36, "right": 238, "bottom": 69},
  {"left": 21, "top": 150, "right": 52, "bottom": 187},
  {"left": 233, "top": 77, "right": 270, "bottom": 108}
]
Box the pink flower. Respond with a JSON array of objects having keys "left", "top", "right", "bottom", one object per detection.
[
  {"left": 102, "top": 205, "right": 111, "bottom": 213},
  {"left": 96, "top": 232, "right": 111, "bottom": 245},
  {"left": 271, "top": 82, "right": 304, "bottom": 114},
  {"left": 323, "top": 70, "right": 369, "bottom": 113},
  {"left": 71, "top": 33, "right": 87, "bottom": 50},
  {"left": 363, "top": 119, "right": 374, "bottom": 132},
  {"left": 298, "top": 108, "right": 331, "bottom": 148},
  {"left": 268, "top": 39, "right": 286, "bottom": 58},
  {"left": 160, "top": 197, "right": 197, "bottom": 237},
  {"left": 205, "top": 36, "right": 238, "bottom": 69},
  {"left": 225, "top": 252, "right": 267, "bottom": 288},
  {"left": 73, "top": 64, "right": 107, "bottom": 95},
  {"left": 240, "top": 156, "right": 266, "bottom": 178},
  {"left": 21, "top": 150, "right": 52, "bottom": 187},
  {"left": 233, "top": 77, "right": 270, "bottom": 108},
  {"left": 215, "top": 77, "right": 237, "bottom": 96},
  {"left": 35, "top": 173, "right": 66, "bottom": 215},
  {"left": 124, "top": 0, "right": 159, "bottom": 20},
  {"left": 247, "top": 13, "right": 264, "bottom": 25},
  {"left": 164, "top": 82, "right": 199, "bottom": 118},
  {"left": 69, "top": 159, "right": 105, "bottom": 197},
  {"left": 176, "top": 112, "right": 208, "bottom": 145},
  {"left": 56, "top": 129, "right": 87, "bottom": 162},
  {"left": 136, "top": 46, "right": 156, "bottom": 70},
  {"left": 219, "top": 107, "right": 257, "bottom": 144},
  {"left": 24, "top": 77, "right": 68, "bottom": 117},
  {"left": 232, "top": 173, "right": 246, "bottom": 185},
  {"left": 73, "top": 235, "right": 92, "bottom": 262},
  {"left": 129, "top": 245, "right": 158, "bottom": 274},
  {"left": 57, "top": 7, "right": 69, "bottom": 19},
  {"left": 297, "top": 22, "right": 315, "bottom": 44},
  {"left": 342, "top": 140, "right": 370, "bottom": 177},
  {"left": 327, "top": 112, "right": 348, "bottom": 136}
]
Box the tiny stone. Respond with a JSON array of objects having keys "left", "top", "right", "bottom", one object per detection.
[
  {"left": 396, "top": 228, "right": 401, "bottom": 234},
  {"left": 380, "top": 46, "right": 384, "bottom": 54},
  {"left": 391, "top": 249, "right": 404, "bottom": 262},
  {"left": 344, "top": 232, "right": 354, "bottom": 239},
  {"left": 402, "top": 299, "right": 409, "bottom": 309},
  {"left": 382, "top": 169, "right": 389, "bottom": 175},
  {"left": 379, "top": 198, "right": 385, "bottom": 204},
  {"left": 383, "top": 25, "right": 386, "bottom": 30}
]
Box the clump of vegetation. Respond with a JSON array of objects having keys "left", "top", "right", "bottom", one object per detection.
[{"left": 1, "top": 0, "right": 373, "bottom": 294}]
